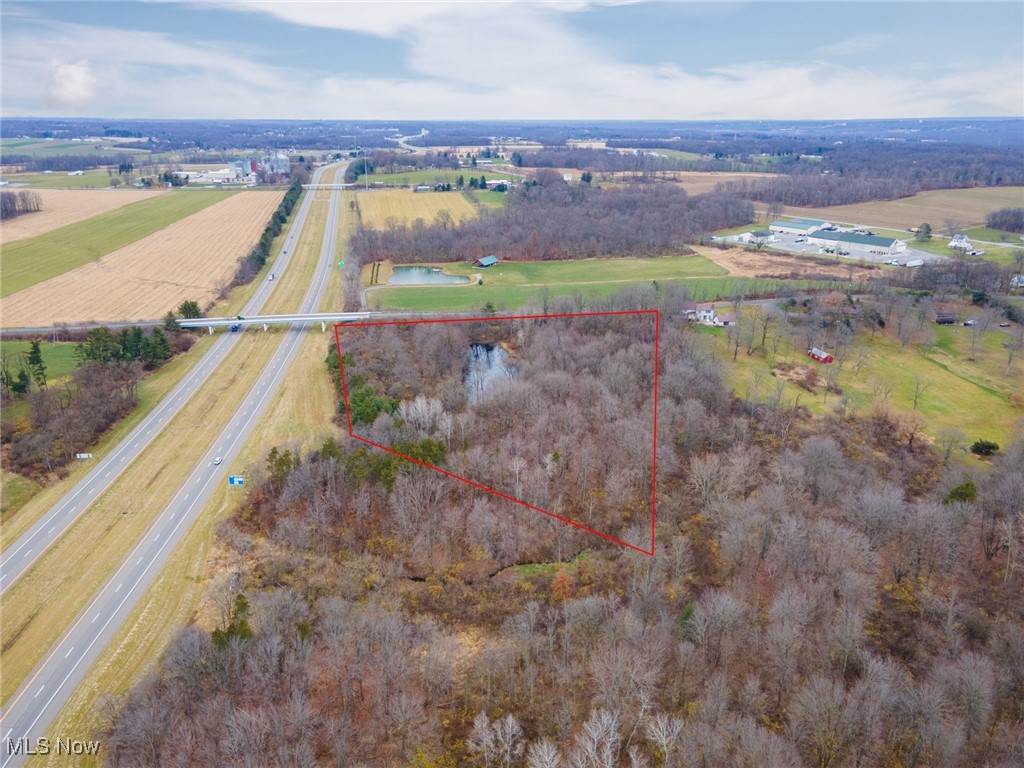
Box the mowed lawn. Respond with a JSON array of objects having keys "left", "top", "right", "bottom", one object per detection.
[
  {"left": 365, "top": 168, "right": 516, "bottom": 186},
  {"left": 1, "top": 190, "right": 233, "bottom": 296},
  {"left": 445, "top": 255, "right": 726, "bottom": 285},
  {"left": 0, "top": 340, "right": 81, "bottom": 382},
  {"left": 362, "top": 254, "right": 838, "bottom": 311},
  {"left": 356, "top": 189, "right": 478, "bottom": 229},
  {"left": 1, "top": 169, "right": 120, "bottom": 189}
]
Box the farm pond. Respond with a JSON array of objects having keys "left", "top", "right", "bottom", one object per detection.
[
  {"left": 465, "top": 343, "right": 515, "bottom": 401},
  {"left": 388, "top": 266, "right": 470, "bottom": 285}
]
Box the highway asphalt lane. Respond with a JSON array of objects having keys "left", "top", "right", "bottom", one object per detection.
[
  {"left": 0, "top": 163, "right": 335, "bottom": 597},
  {"left": 0, "top": 168, "right": 345, "bottom": 766}
]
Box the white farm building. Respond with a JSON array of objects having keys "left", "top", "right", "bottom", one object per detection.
[
  {"left": 770, "top": 218, "right": 830, "bottom": 235},
  {"left": 806, "top": 230, "right": 907, "bottom": 257}
]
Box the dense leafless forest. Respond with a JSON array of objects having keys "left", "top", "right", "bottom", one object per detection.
[
  {"left": 349, "top": 179, "right": 754, "bottom": 266},
  {"left": 102, "top": 289, "right": 1024, "bottom": 768}
]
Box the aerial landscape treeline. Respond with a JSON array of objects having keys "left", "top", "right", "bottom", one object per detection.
[
  {"left": 348, "top": 178, "right": 754, "bottom": 266},
  {"left": 0, "top": 189, "right": 42, "bottom": 220},
  {"left": 100, "top": 288, "right": 1024, "bottom": 767}
]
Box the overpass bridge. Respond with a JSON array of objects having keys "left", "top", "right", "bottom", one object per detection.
[
  {"left": 176, "top": 310, "right": 484, "bottom": 334},
  {"left": 302, "top": 183, "right": 355, "bottom": 190},
  {"left": 177, "top": 312, "right": 370, "bottom": 333}
]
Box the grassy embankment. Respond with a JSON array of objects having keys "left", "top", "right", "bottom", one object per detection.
[
  {"left": 703, "top": 309, "right": 1021, "bottom": 451},
  {"left": 1, "top": 191, "right": 234, "bottom": 296},
  {"left": 33, "top": 186, "right": 355, "bottom": 767},
  {"left": 363, "top": 254, "right": 834, "bottom": 312},
  {"left": 0, "top": 187, "right": 323, "bottom": 704}
]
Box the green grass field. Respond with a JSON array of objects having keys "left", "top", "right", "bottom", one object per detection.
[
  {"left": 366, "top": 168, "right": 516, "bottom": 186},
  {"left": 1, "top": 138, "right": 146, "bottom": 158},
  {"left": 1, "top": 190, "right": 233, "bottom": 297},
  {"left": 901, "top": 236, "right": 1022, "bottom": 266},
  {"left": 464, "top": 189, "right": 508, "bottom": 209},
  {"left": 367, "top": 254, "right": 824, "bottom": 311},
  {"left": 0, "top": 169, "right": 121, "bottom": 189},
  {"left": 0, "top": 341, "right": 81, "bottom": 382},
  {"left": 707, "top": 309, "right": 1022, "bottom": 451},
  {"left": 963, "top": 226, "right": 1024, "bottom": 243}
]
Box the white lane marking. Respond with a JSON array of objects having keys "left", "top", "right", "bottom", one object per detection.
[
  {"left": 34, "top": 686, "right": 45, "bottom": 698},
  {"left": 137, "top": 557, "right": 143, "bottom": 564},
  {"left": 91, "top": 613, "right": 100, "bottom": 623},
  {"left": 104, "top": 471, "right": 112, "bottom": 478},
  {"left": 48, "top": 526, "right": 55, "bottom": 534},
  {"left": 64, "top": 647, "right": 75, "bottom": 658},
  {"left": 115, "top": 583, "right": 122, "bottom": 593}
]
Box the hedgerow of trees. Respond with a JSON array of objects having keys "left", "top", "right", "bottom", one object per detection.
[
  {"left": 0, "top": 190, "right": 42, "bottom": 219},
  {"left": 986, "top": 208, "right": 1024, "bottom": 233}
]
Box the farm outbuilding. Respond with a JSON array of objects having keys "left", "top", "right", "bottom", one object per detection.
[
  {"left": 474, "top": 255, "right": 500, "bottom": 268},
  {"left": 807, "top": 347, "right": 834, "bottom": 364},
  {"left": 770, "top": 217, "right": 830, "bottom": 235},
  {"left": 930, "top": 309, "right": 958, "bottom": 325}
]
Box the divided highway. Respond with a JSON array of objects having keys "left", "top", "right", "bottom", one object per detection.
[
  {"left": 0, "top": 163, "right": 334, "bottom": 596},
  {"left": 1, "top": 169, "right": 345, "bottom": 765}
]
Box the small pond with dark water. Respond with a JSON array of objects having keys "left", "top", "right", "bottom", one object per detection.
[
  {"left": 465, "top": 343, "right": 515, "bottom": 401},
  {"left": 388, "top": 266, "right": 470, "bottom": 285}
]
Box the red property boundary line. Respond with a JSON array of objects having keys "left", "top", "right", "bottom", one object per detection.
[{"left": 334, "top": 310, "right": 658, "bottom": 556}]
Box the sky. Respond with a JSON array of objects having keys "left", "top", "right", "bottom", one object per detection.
[{"left": 2, "top": 1, "right": 1022, "bottom": 120}]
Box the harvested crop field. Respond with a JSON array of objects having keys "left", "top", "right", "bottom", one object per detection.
[
  {"left": 780, "top": 186, "right": 1024, "bottom": 231},
  {"left": 2, "top": 191, "right": 283, "bottom": 327},
  {"left": 0, "top": 189, "right": 164, "bottom": 246},
  {"left": 356, "top": 188, "right": 477, "bottom": 229},
  {"left": 694, "top": 244, "right": 883, "bottom": 281}
]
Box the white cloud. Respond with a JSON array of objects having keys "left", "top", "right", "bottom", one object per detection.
[
  {"left": 2, "top": 6, "right": 1020, "bottom": 120},
  {"left": 44, "top": 59, "right": 99, "bottom": 107}
]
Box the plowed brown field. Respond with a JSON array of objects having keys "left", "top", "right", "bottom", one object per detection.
[
  {"left": 2, "top": 191, "right": 283, "bottom": 327},
  {"left": 779, "top": 187, "right": 1024, "bottom": 230},
  {"left": 0, "top": 189, "right": 164, "bottom": 246}
]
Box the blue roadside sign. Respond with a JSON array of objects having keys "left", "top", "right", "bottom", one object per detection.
[{"left": 228, "top": 475, "right": 245, "bottom": 486}]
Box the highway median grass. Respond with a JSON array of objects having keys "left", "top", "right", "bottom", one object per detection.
[{"left": 1, "top": 190, "right": 234, "bottom": 297}]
